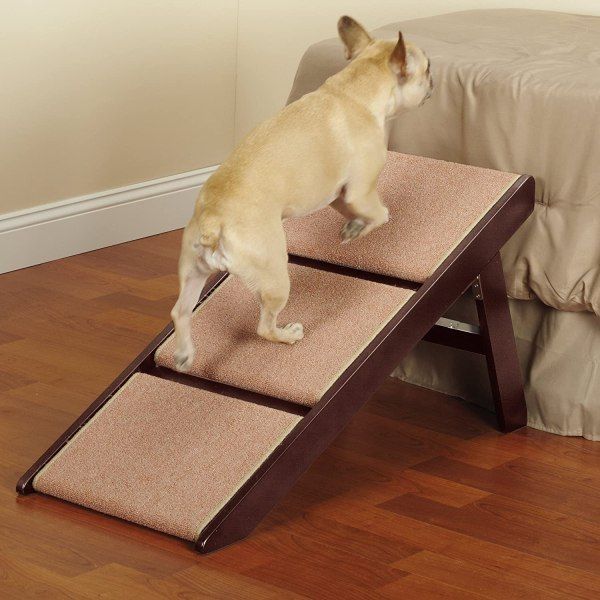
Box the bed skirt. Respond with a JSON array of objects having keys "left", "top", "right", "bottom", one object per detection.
[{"left": 394, "top": 296, "right": 600, "bottom": 440}]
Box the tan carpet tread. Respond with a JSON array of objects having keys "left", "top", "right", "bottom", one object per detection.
[
  {"left": 155, "top": 264, "right": 414, "bottom": 406},
  {"left": 33, "top": 373, "right": 302, "bottom": 542},
  {"left": 284, "top": 151, "right": 519, "bottom": 282}
]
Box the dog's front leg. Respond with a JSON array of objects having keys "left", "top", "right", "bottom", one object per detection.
[{"left": 332, "top": 184, "right": 389, "bottom": 242}]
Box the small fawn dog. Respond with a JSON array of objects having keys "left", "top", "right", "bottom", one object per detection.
[{"left": 171, "top": 16, "right": 433, "bottom": 371}]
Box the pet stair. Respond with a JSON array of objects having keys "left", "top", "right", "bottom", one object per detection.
[{"left": 18, "top": 151, "right": 534, "bottom": 553}]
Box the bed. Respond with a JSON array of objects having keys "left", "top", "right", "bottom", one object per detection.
[{"left": 287, "top": 9, "right": 600, "bottom": 440}]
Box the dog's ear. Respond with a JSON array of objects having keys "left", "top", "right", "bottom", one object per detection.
[
  {"left": 338, "top": 16, "right": 372, "bottom": 60},
  {"left": 389, "top": 31, "right": 408, "bottom": 78}
]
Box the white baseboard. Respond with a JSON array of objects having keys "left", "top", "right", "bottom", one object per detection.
[{"left": 0, "top": 165, "right": 218, "bottom": 274}]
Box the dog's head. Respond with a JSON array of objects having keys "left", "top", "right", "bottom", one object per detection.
[{"left": 338, "top": 16, "right": 433, "bottom": 115}]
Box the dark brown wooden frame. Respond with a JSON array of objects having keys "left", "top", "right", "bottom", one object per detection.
[{"left": 17, "top": 174, "right": 534, "bottom": 553}]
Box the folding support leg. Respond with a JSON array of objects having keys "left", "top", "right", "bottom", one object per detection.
[{"left": 476, "top": 253, "right": 527, "bottom": 432}]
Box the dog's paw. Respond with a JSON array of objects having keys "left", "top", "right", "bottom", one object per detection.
[
  {"left": 281, "top": 322, "right": 304, "bottom": 344},
  {"left": 258, "top": 322, "right": 304, "bottom": 344},
  {"left": 341, "top": 219, "right": 366, "bottom": 243},
  {"left": 174, "top": 349, "right": 194, "bottom": 372}
]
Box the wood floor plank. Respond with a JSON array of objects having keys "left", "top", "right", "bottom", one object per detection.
[
  {"left": 444, "top": 538, "right": 600, "bottom": 599},
  {"left": 378, "top": 573, "right": 488, "bottom": 599},
  {"left": 485, "top": 428, "right": 600, "bottom": 477},
  {"left": 332, "top": 410, "right": 450, "bottom": 469},
  {"left": 0, "top": 330, "right": 21, "bottom": 345},
  {"left": 243, "top": 535, "right": 408, "bottom": 600},
  {"left": 22, "top": 257, "right": 178, "bottom": 302},
  {"left": 76, "top": 243, "right": 176, "bottom": 279},
  {"left": 0, "top": 367, "right": 37, "bottom": 393},
  {"left": 379, "top": 493, "right": 600, "bottom": 574},
  {"left": 341, "top": 405, "right": 518, "bottom": 470},
  {"left": 264, "top": 501, "right": 422, "bottom": 564},
  {"left": 299, "top": 495, "right": 474, "bottom": 553},
  {"left": 70, "top": 564, "right": 173, "bottom": 600},
  {"left": 289, "top": 445, "right": 491, "bottom": 509},
  {"left": 73, "top": 562, "right": 300, "bottom": 600},
  {"left": 86, "top": 291, "right": 175, "bottom": 319},
  {"left": 127, "top": 229, "right": 182, "bottom": 259},
  {"left": 174, "top": 563, "right": 312, "bottom": 599},
  {"left": 4, "top": 381, "right": 91, "bottom": 417},
  {"left": 3, "top": 502, "right": 197, "bottom": 579},
  {"left": 367, "top": 378, "right": 497, "bottom": 439},
  {"left": 0, "top": 552, "right": 95, "bottom": 600},
  {"left": 401, "top": 469, "right": 491, "bottom": 508},
  {"left": 392, "top": 550, "right": 574, "bottom": 599},
  {"left": 413, "top": 455, "right": 600, "bottom": 522},
  {"left": 0, "top": 395, "right": 77, "bottom": 469}
]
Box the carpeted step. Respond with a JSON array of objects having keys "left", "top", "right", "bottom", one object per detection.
[
  {"left": 284, "top": 151, "right": 519, "bottom": 282},
  {"left": 155, "top": 264, "right": 414, "bottom": 406},
  {"left": 33, "top": 373, "right": 302, "bottom": 541}
]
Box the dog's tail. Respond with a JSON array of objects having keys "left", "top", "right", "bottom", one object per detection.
[{"left": 197, "top": 213, "right": 221, "bottom": 251}]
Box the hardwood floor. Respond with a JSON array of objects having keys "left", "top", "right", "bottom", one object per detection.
[{"left": 1, "top": 231, "right": 599, "bottom": 599}]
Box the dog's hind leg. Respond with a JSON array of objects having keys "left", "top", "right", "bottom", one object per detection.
[
  {"left": 170, "top": 240, "right": 213, "bottom": 372},
  {"left": 257, "top": 263, "right": 304, "bottom": 344},
  {"left": 254, "top": 262, "right": 304, "bottom": 344},
  {"left": 232, "top": 228, "right": 304, "bottom": 345}
]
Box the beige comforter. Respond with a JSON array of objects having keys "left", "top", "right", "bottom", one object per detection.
[
  {"left": 287, "top": 9, "right": 600, "bottom": 439},
  {"left": 288, "top": 8, "right": 600, "bottom": 315}
]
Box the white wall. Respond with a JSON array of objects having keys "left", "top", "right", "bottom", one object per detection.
[
  {"left": 1, "top": 1, "right": 238, "bottom": 215},
  {"left": 5, "top": 0, "right": 599, "bottom": 215},
  {"left": 234, "top": 1, "right": 600, "bottom": 140}
]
